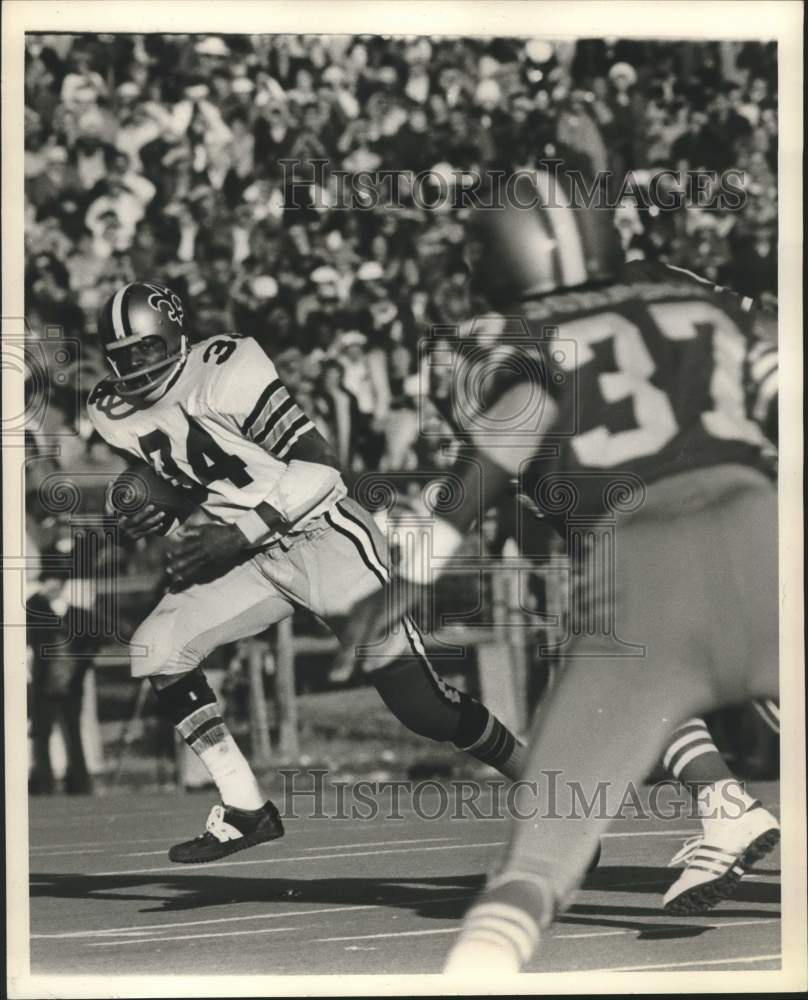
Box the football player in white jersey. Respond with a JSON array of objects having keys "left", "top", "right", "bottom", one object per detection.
[{"left": 88, "top": 280, "right": 526, "bottom": 863}]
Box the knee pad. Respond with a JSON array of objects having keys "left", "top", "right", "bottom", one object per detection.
[{"left": 150, "top": 667, "right": 217, "bottom": 726}]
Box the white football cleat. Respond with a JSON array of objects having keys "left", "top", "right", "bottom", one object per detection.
[{"left": 663, "top": 803, "right": 780, "bottom": 915}]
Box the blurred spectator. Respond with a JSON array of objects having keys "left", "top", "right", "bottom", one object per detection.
[
  {"left": 314, "top": 359, "right": 361, "bottom": 469},
  {"left": 27, "top": 543, "right": 100, "bottom": 795}
]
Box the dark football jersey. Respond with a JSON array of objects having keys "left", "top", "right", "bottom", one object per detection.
[{"left": 446, "top": 270, "right": 775, "bottom": 525}]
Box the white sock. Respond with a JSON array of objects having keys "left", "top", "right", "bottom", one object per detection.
[
  {"left": 698, "top": 778, "right": 757, "bottom": 825},
  {"left": 198, "top": 735, "right": 265, "bottom": 811}
]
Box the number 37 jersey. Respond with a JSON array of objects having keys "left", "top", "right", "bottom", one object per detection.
[
  {"left": 448, "top": 272, "right": 777, "bottom": 521},
  {"left": 87, "top": 334, "right": 346, "bottom": 526}
]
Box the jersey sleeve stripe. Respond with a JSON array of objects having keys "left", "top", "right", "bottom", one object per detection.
[
  {"left": 252, "top": 394, "right": 296, "bottom": 444},
  {"left": 242, "top": 379, "right": 283, "bottom": 435},
  {"left": 275, "top": 419, "right": 315, "bottom": 459},
  {"left": 272, "top": 413, "right": 313, "bottom": 457}
]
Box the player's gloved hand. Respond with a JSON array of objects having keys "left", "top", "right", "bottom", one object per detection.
[{"left": 166, "top": 523, "right": 249, "bottom": 590}]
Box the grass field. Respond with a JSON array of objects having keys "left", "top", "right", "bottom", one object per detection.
[{"left": 28, "top": 779, "right": 780, "bottom": 978}]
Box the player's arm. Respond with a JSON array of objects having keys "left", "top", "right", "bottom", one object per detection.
[
  {"left": 208, "top": 336, "right": 345, "bottom": 544},
  {"left": 397, "top": 378, "right": 559, "bottom": 584},
  {"left": 169, "top": 338, "right": 345, "bottom": 583},
  {"left": 223, "top": 340, "right": 343, "bottom": 546}
]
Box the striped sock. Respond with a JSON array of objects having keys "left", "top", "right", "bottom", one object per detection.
[
  {"left": 752, "top": 698, "right": 780, "bottom": 734},
  {"left": 444, "top": 874, "right": 549, "bottom": 974},
  {"left": 154, "top": 670, "right": 264, "bottom": 811},
  {"left": 662, "top": 718, "right": 758, "bottom": 815},
  {"left": 177, "top": 706, "right": 264, "bottom": 811},
  {"left": 456, "top": 710, "right": 526, "bottom": 781}
]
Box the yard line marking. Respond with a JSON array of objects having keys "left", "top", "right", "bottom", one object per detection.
[
  {"left": 30, "top": 836, "right": 175, "bottom": 852},
  {"left": 303, "top": 837, "right": 460, "bottom": 851},
  {"left": 606, "top": 879, "right": 669, "bottom": 889},
  {"left": 602, "top": 829, "right": 695, "bottom": 838},
  {"left": 555, "top": 917, "right": 779, "bottom": 940},
  {"left": 27, "top": 828, "right": 697, "bottom": 858},
  {"left": 122, "top": 836, "right": 461, "bottom": 859},
  {"left": 313, "top": 916, "right": 781, "bottom": 948},
  {"left": 32, "top": 905, "right": 383, "bottom": 939},
  {"left": 34, "top": 903, "right": 777, "bottom": 944},
  {"left": 585, "top": 952, "right": 780, "bottom": 973},
  {"left": 28, "top": 848, "right": 108, "bottom": 858},
  {"left": 78, "top": 895, "right": 475, "bottom": 947},
  {"left": 555, "top": 929, "right": 629, "bottom": 940},
  {"left": 93, "top": 824, "right": 724, "bottom": 878},
  {"left": 313, "top": 928, "right": 459, "bottom": 944},
  {"left": 87, "top": 925, "right": 301, "bottom": 946},
  {"left": 94, "top": 840, "right": 506, "bottom": 877}
]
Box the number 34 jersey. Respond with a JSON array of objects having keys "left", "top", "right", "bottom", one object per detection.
[
  {"left": 449, "top": 271, "right": 777, "bottom": 521},
  {"left": 87, "top": 334, "right": 346, "bottom": 527}
]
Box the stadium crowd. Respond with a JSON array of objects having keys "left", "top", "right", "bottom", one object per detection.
[
  {"left": 25, "top": 33, "right": 778, "bottom": 480},
  {"left": 23, "top": 33, "right": 780, "bottom": 792}
]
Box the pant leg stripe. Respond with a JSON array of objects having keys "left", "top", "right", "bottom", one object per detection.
[
  {"left": 335, "top": 501, "right": 388, "bottom": 576},
  {"left": 324, "top": 512, "right": 388, "bottom": 588},
  {"left": 401, "top": 614, "right": 461, "bottom": 705},
  {"left": 325, "top": 510, "right": 389, "bottom": 586},
  {"left": 330, "top": 505, "right": 389, "bottom": 582}
]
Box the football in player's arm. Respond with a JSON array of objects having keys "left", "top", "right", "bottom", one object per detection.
[{"left": 90, "top": 333, "right": 345, "bottom": 586}]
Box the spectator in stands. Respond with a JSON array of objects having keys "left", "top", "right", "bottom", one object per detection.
[
  {"left": 27, "top": 542, "right": 99, "bottom": 795},
  {"left": 23, "top": 32, "right": 778, "bottom": 480}
]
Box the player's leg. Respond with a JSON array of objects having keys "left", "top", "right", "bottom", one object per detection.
[
  {"left": 445, "top": 645, "right": 712, "bottom": 974},
  {"left": 131, "top": 557, "right": 295, "bottom": 861},
  {"left": 367, "top": 613, "right": 527, "bottom": 780},
  {"left": 660, "top": 475, "right": 780, "bottom": 912},
  {"left": 661, "top": 715, "right": 780, "bottom": 913},
  {"left": 445, "top": 472, "right": 779, "bottom": 972},
  {"left": 309, "top": 498, "right": 526, "bottom": 780}
]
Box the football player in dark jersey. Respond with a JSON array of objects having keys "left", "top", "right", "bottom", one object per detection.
[
  {"left": 346, "top": 165, "right": 780, "bottom": 973},
  {"left": 407, "top": 250, "right": 780, "bottom": 917}
]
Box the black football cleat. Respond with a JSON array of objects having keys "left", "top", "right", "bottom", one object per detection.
[{"left": 169, "top": 800, "right": 285, "bottom": 863}]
